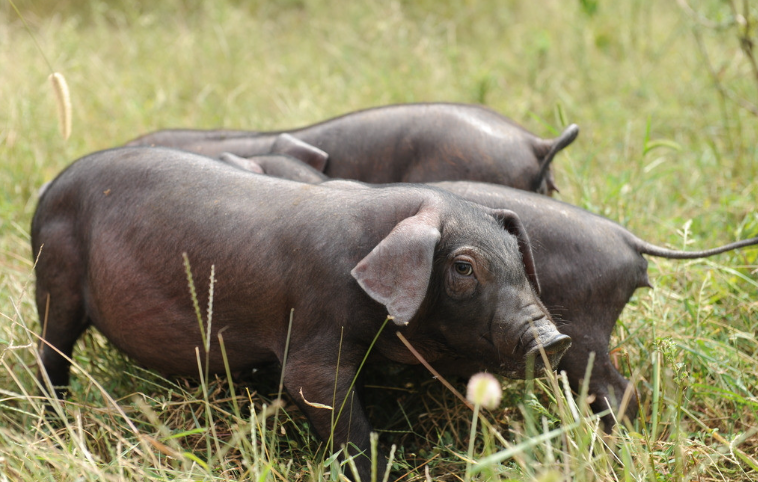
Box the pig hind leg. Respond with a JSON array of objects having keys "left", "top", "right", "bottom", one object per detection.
[{"left": 34, "top": 245, "right": 90, "bottom": 399}]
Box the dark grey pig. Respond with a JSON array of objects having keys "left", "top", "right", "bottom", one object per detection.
[
  {"left": 430, "top": 181, "right": 758, "bottom": 428},
  {"left": 125, "top": 103, "right": 579, "bottom": 195},
  {"left": 32, "top": 147, "right": 570, "bottom": 480}
]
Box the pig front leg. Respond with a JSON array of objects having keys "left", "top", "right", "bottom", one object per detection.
[
  {"left": 556, "top": 335, "right": 638, "bottom": 430},
  {"left": 283, "top": 350, "right": 381, "bottom": 481}
]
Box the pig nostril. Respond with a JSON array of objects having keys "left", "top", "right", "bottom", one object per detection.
[{"left": 542, "top": 334, "right": 572, "bottom": 356}]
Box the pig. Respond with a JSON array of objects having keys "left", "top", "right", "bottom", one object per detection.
[
  {"left": 428, "top": 181, "right": 758, "bottom": 428},
  {"left": 32, "top": 147, "right": 571, "bottom": 480},
  {"left": 125, "top": 103, "right": 580, "bottom": 195}
]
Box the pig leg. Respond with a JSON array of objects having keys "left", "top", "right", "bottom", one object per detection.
[
  {"left": 33, "top": 233, "right": 90, "bottom": 399},
  {"left": 283, "top": 350, "right": 379, "bottom": 481},
  {"left": 35, "top": 281, "right": 90, "bottom": 399}
]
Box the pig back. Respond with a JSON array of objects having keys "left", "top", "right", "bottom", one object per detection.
[{"left": 297, "top": 104, "right": 546, "bottom": 187}]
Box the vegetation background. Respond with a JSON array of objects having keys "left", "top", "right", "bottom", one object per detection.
[{"left": 1, "top": 0, "right": 756, "bottom": 480}]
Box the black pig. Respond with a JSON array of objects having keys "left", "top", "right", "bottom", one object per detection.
[
  {"left": 32, "top": 147, "right": 571, "bottom": 480},
  {"left": 125, "top": 103, "right": 579, "bottom": 195}
]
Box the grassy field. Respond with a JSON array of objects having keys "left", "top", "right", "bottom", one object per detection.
[{"left": 1, "top": 0, "right": 757, "bottom": 480}]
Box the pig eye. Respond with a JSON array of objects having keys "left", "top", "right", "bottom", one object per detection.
[{"left": 454, "top": 261, "right": 473, "bottom": 276}]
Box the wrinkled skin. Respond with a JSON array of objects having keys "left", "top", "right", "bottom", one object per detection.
[
  {"left": 125, "top": 103, "right": 579, "bottom": 195},
  {"left": 430, "top": 181, "right": 758, "bottom": 428},
  {"left": 32, "top": 147, "right": 571, "bottom": 481}
]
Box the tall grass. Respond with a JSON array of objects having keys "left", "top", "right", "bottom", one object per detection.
[{"left": 1, "top": 0, "right": 757, "bottom": 480}]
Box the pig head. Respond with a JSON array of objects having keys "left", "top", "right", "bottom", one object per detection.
[
  {"left": 32, "top": 147, "right": 570, "bottom": 481},
  {"left": 125, "top": 103, "right": 579, "bottom": 195}
]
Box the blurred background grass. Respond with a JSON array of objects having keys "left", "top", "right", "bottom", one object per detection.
[{"left": 1, "top": 0, "right": 756, "bottom": 480}]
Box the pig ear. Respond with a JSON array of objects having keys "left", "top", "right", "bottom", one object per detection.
[
  {"left": 219, "top": 152, "right": 265, "bottom": 174},
  {"left": 271, "top": 133, "right": 329, "bottom": 172},
  {"left": 491, "top": 209, "right": 541, "bottom": 295},
  {"left": 351, "top": 212, "right": 441, "bottom": 326}
]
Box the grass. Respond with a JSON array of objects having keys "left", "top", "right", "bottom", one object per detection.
[{"left": 1, "top": 0, "right": 757, "bottom": 480}]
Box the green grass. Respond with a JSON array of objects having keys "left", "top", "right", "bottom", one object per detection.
[{"left": 1, "top": 0, "right": 757, "bottom": 480}]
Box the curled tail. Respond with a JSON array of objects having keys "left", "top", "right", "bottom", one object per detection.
[
  {"left": 637, "top": 236, "right": 758, "bottom": 259},
  {"left": 534, "top": 124, "right": 580, "bottom": 192}
]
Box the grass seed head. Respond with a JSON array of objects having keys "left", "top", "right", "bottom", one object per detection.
[{"left": 49, "top": 72, "right": 72, "bottom": 140}]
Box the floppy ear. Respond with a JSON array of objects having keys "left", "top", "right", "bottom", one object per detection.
[
  {"left": 271, "top": 133, "right": 329, "bottom": 172},
  {"left": 490, "top": 209, "right": 541, "bottom": 295},
  {"left": 351, "top": 211, "right": 441, "bottom": 326},
  {"left": 219, "top": 152, "right": 265, "bottom": 174}
]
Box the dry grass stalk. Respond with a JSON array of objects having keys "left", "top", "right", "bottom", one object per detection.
[{"left": 49, "top": 72, "right": 72, "bottom": 140}]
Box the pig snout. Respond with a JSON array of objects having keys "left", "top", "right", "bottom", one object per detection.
[
  {"left": 494, "top": 305, "right": 571, "bottom": 378},
  {"left": 524, "top": 332, "right": 572, "bottom": 373}
]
